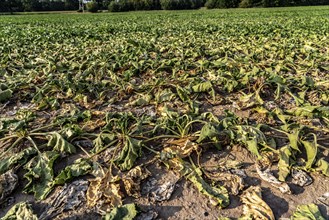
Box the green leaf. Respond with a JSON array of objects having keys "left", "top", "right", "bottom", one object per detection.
[
  {"left": 287, "top": 129, "right": 301, "bottom": 152},
  {"left": 192, "top": 81, "right": 215, "bottom": 100},
  {"left": 24, "top": 151, "right": 60, "bottom": 200},
  {"left": 289, "top": 106, "right": 329, "bottom": 118},
  {"left": 115, "top": 136, "right": 142, "bottom": 171},
  {"left": 0, "top": 89, "right": 12, "bottom": 103},
  {"left": 92, "top": 133, "right": 116, "bottom": 153},
  {"left": 188, "top": 170, "right": 229, "bottom": 208},
  {"left": 0, "top": 83, "right": 8, "bottom": 90},
  {"left": 255, "top": 90, "right": 264, "bottom": 105},
  {"left": 200, "top": 112, "right": 220, "bottom": 124},
  {"left": 287, "top": 90, "right": 304, "bottom": 106},
  {"left": 155, "top": 88, "right": 175, "bottom": 103},
  {"left": 301, "top": 135, "right": 317, "bottom": 170},
  {"left": 314, "top": 158, "right": 329, "bottom": 176},
  {"left": 103, "top": 203, "right": 138, "bottom": 220},
  {"left": 245, "top": 140, "right": 261, "bottom": 159},
  {"left": 130, "top": 94, "right": 152, "bottom": 106},
  {"left": 234, "top": 125, "right": 265, "bottom": 159},
  {"left": 239, "top": 93, "right": 254, "bottom": 103},
  {"left": 47, "top": 132, "right": 76, "bottom": 154},
  {"left": 272, "top": 108, "right": 289, "bottom": 124},
  {"left": 188, "top": 100, "right": 200, "bottom": 115},
  {"left": 176, "top": 86, "right": 190, "bottom": 102},
  {"left": 0, "top": 118, "right": 18, "bottom": 131},
  {"left": 292, "top": 204, "right": 325, "bottom": 220},
  {"left": 165, "top": 158, "right": 229, "bottom": 208},
  {"left": 197, "top": 123, "right": 220, "bottom": 144},
  {"left": 60, "top": 124, "right": 83, "bottom": 140},
  {"left": 254, "top": 106, "right": 269, "bottom": 114},
  {"left": 0, "top": 147, "right": 37, "bottom": 175},
  {"left": 278, "top": 146, "right": 292, "bottom": 181},
  {"left": 192, "top": 81, "right": 212, "bottom": 92},
  {"left": 0, "top": 202, "right": 38, "bottom": 220},
  {"left": 53, "top": 158, "right": 92, "bottom": 185},
  {"left": 290, "top": 106, "right": 317, "bottom": 117}
]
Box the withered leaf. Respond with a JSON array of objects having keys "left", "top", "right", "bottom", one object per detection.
[
  {"left": 164, "top": 157, "right": 229, "bottom": 208},
  {"left": 240, "top": 186, "right": 274, "bottom": 220},
  {"left": 0, "top": 147, "right": 37, "bottom": 175},
  {"left": 256, "top": 152, "right": 290, "bottom": 194},
  {"left": 291, "top": 169, "right": 312, "bottom": 187},
  {"left": 1, "top": 202, "right": 38, "bottom": 220},
  {"left": 0, "top": 169, "right": 18, "bottom": 204},
  {"left": 39, "top": 180, "right": 89, "bottom": 220},
  {"left": 24, "top": 151, "right": 60, "bottom": 200},
  {"left": 162, "top": 137, "right": 198, "bottom": 159},
  {"left": 205, "top": 171, "right": 244, "bottom": 196},
  {"left": 123, "top": 166, "right": 151, "bottom": 198},
  {"left": 86, "top": 169, "right": 122, "bottom": 214}
]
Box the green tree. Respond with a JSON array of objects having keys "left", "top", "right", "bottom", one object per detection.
[
  {"left": 0, "top": 0, "right": 22, "bottom": 13},
  {"left": 65, "top": 0, "right": 79, "bottom": 10},
  {"left": 22, "top": 0, "right": 41, "bottom": 11},
  {"left": 86, "top": 1, "right": 99, "bottom": 12},
  {"left": 205, "top": 0, "right": 239, "bottom": 8}
]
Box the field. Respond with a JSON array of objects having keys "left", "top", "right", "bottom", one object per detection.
[{"left": 1, "top": 6, "right": 329, "bottom": 219}]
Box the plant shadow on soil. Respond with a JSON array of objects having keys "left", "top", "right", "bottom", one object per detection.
[{"left": 262, "top": 187, "right": 289, "bottom": 218}]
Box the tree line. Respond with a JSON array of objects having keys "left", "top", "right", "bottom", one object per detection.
[
  {"left": 0, "top": 0, "right": 328, "bottom": 13},
  {"left": 0, "top": 0, "right": 79, "bottom": 12}
]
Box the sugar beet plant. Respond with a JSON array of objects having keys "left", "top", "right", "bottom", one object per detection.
[{"left": 1, "top": 6, "right": 329, "bottom": 219}]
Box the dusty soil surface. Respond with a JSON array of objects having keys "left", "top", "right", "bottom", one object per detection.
[{"left": 1, "top": 145, "right": 328, "bottom": 220}]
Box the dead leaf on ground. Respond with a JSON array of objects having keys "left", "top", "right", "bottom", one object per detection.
[
  {"left": 164, "top": 157, "right": 230, "bottom": 207},
  {"left": 82, "top": 119, "right": 107, "bottom": 132},
  {"left": 0, "top": 169, "right": 18, "bottom": 205},
  {"left": 86, "top": 169, "right": 122, "bottom": 214},
  {"left": 204, "top": 171, "right": 244, "bottom": 195},
  {"left": 123, "top": 166, "right": 151, "bottom": 198},
  {"left": 162, "top": 137, "right": 199, "bottom": 159},
  {"left": 291, "top": 169, "right": 313, "bottom": 187},
  {"left": 1, "top": 202, "right": 38, "bottom": 220},
  {"left": 256, "top": 152, "right": 291, "bottom": 194},
  {"left": 240, "top": 186, "right": 275, "bottom": 220},
  {"left": 39, "top": 180, "right": 89, "bottom": 220},
  {"left": 142, "top": 171, "right": 179, "bottom": 202}
]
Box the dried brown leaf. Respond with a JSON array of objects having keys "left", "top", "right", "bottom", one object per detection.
[
  {"left": 123, "top": 166, "right": 151, "bottom": 198},
  {"left": 0, "top": 169, "right": 18, "bottom": 204},
  {"left": 241, "top": 186, "right": 274, "bottom": 220},
  {"left": 205, "top": 171, "right": 244, "bottom": 195},
  {"left": 256, "top": 152, "right": 291, "bottom": 194},
  {"left": 162, "top": 137, "right": 198, "bottom": 159},
  {"left": 86, "top": 170, "right": 122, "bottom": 214}
]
